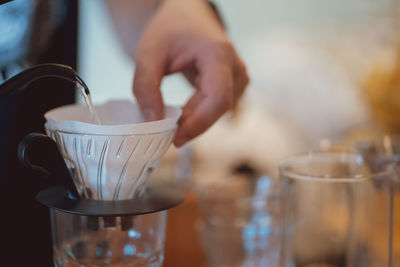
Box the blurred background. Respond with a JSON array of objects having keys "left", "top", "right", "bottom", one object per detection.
[
  {"left": 77, "top": 1, "right": 400, "bottom": 266},
  {"left": 1, "top": 0, "right": 400, "bottom": 266}
]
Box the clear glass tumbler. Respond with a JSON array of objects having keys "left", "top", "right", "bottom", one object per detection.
[
  {"left": 195, "top": 175, "right": 281, "bottom": 267},
  {"left": 279, "top": 152, "right": 397, "bottom": 267},
  {"left": 51, "top": 210, "right": 167, "bottom": 267}
]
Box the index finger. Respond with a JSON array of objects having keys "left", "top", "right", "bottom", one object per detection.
[
  {"left": 174, "top": 61, "right": 234, "bottom": 146},
  {"left": 133, "top": 47, "right": 166, "bottom": 121}
]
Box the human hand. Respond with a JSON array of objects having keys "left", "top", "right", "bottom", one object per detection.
[{"left": 133, "top": 0, "right": 249, "bottom": 147}]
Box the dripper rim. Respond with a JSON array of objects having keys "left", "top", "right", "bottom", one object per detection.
[
  {"left": 45, "top": 123, "right": 177, "bottom": 136},
  {"left": 44, "top": 99, "right": 182, "bottom": 135}
]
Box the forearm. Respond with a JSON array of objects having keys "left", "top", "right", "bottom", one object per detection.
[{"left": 103, "top": 0, "right": 161, "bottom": 58}]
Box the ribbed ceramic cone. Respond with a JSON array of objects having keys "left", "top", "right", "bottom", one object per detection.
[{"left": 44, "top": 100, "right": 181, "bottom": 200}]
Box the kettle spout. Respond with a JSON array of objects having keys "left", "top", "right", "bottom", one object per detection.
[{"left": 0, "top": 63, "right": 89, "bottom": 101}]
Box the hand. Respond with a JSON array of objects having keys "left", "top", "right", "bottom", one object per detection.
[{"left": 133, "top": 0, "right": 249, "bottom": 147}]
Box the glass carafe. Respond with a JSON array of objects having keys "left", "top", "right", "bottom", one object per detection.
[{"left": 279, "top": 152, "right": 398, "bottom": 267}]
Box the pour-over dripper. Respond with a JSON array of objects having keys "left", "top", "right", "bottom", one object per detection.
[{"left": 44, "top": 99, "right": 181, "bottom": 201}]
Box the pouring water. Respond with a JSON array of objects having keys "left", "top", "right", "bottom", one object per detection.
[{"left": 76, "top": 82, "right": 102, "bottom": 125}]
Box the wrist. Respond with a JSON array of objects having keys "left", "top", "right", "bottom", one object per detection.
[{"left": 161, "top": 0, "right": 224, "bottom": 29}]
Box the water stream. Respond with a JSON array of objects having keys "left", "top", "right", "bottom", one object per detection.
[{"left": 76, "top": 82, "right": 102, "bottom": 125}]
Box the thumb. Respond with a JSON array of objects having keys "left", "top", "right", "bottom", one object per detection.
[{"left": 133, "top": 51, "right": 165, "bottom": 121}]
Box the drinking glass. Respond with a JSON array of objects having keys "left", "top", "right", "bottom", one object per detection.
[
  {"left": 51, "top": 210, "right": 167, "bottom": 267},
  {"left": 195, "top": 174, "right": 280, "bottom": 267},
  {"left": 279, "top": 152, "right": 397, "bottom": 267}
]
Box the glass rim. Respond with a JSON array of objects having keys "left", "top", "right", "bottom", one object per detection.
[{"left": 279, "top": 151, "right": 393, "bottom": 182}]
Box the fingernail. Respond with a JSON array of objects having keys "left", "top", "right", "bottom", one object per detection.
[
  {"left": 174, "top": 136, "right": 190, "bottom": 147},
  {"left": 142, "top": 108, "right": 156, "bottom": 122}
]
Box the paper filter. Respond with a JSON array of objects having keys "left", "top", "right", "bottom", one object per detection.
[{"left": 44, "top": 99, "right": 181, "bottom": 200}]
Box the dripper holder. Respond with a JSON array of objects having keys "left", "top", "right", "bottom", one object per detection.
[
  {"left": 17, "top": 131, "right": 184, "bottom": 219},
  {"left": 18, "top": 102, "right": 183, "bottom": 234}
]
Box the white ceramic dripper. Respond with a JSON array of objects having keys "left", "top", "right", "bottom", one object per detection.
[{"left": 44, "top": 99, "right": 181, "bottom": 200}]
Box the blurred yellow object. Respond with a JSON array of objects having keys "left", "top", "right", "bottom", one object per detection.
[{"left": 363, "top": 49, "right": 400, "bottom": 133}]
